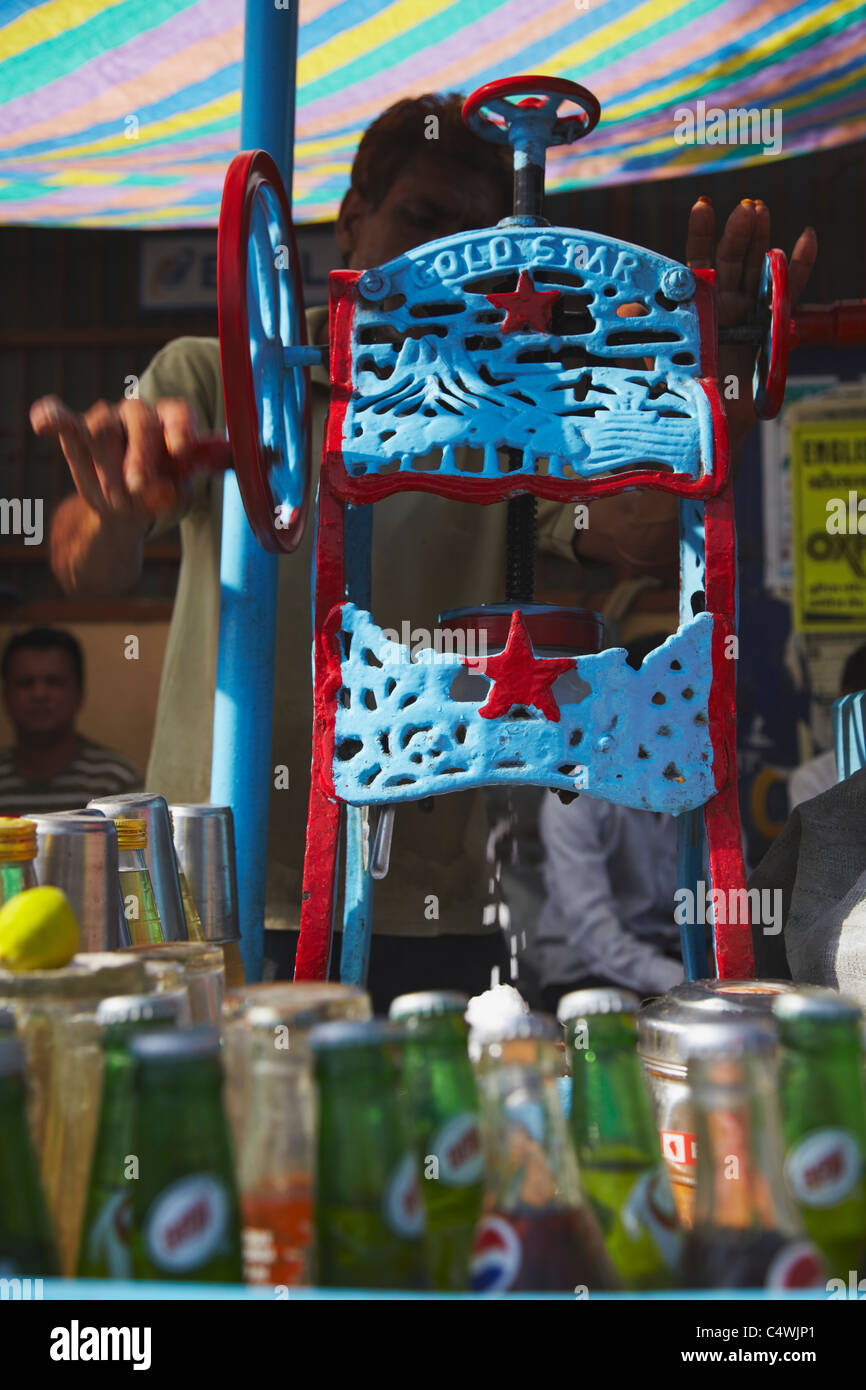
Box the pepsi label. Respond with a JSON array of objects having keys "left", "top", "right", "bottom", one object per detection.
[
  {"left": 785, "top": 1129, "right": 863, "bottom": 1208},
  {"left": 145, "top": 1174, "right": 230, "bottom": 1272},
  {"left": 470, "top": 1215, "right": 522, "bottom": 1292}
]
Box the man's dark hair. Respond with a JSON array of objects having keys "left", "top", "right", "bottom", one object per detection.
[
  {"left": 841, "top": 641, "right": 866, "bottom": 695},
  {"left": 350, "top": 92, "right": 512, "bottom": 217},
  {"left": 1, "top": 628, "right": 84, "bottom": 688}
]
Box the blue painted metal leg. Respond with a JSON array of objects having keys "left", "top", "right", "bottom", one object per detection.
[
  {"left": 677, "top": 809, "right": 710, "bottom": 980},
  {"left": 210, "top": 2, "right": 300, "bottom": 982},
  {"left": 340, "top": 504, "right": 375, "bottom": 984}
]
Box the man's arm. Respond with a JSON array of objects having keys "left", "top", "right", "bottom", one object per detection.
[{"left": 537, "top": 794, "right": 684, "bottom": 997}]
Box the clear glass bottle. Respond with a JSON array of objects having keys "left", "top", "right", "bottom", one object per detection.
[
  {"left": 470, "top": 1011, "right": 618, "bottom": 1292},
  {"left": 683, "top": 1018, "right": 825, "bottom": 1289},
  {"left": 115, "top": 819, "right": 164, "bottom": 946},
  {"left": 0, "top": 818, "right": 38, "bottom": 908}
]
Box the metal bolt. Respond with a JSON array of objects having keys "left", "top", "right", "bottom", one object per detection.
[
  {"left": 596, "top": 734, "right": 614, "bottom": 753},
  {"left": 359, "top": 269, "right": 389, "bottom": 299},
  {"left": 660, "top": 266, "right": 695, "bottom": 302}
]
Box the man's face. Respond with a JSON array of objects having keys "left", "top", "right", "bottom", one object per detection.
[
  {"left": 3, "top": 649, "right": 82, "bottom": 740},
  {"left": 337, "top": 152, "right": 507, "bottom": 269}
]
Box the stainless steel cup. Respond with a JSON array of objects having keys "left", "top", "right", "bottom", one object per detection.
[
  {"left": 169, "top": 804, "right": 241, "bottom": 944},
  {"left": 87, "top": 793, "right": 187, "bottom": 942},
  {"left": 27, "top": 813, "right": 127, "bottom": 951}
]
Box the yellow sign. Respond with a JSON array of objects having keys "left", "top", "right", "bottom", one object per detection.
[{"left": 791, "top": 419, "right": 866, "bottom": 632}]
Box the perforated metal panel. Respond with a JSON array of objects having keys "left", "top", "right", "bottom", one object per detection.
[{"left": 328, "top": 604, "right": 718, "bottom": 813}]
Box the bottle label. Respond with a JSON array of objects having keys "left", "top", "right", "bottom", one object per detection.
[
  {"left": 620, "top": 1167, "right": 681, "bottom": 1270},
  {"left": 145, "top": 1175, "right": 230, "bottom": 1272},
  {"left": 469, "top": 1215, "right": 522, "bottom": 1292},
  {"left": 382, "top": 1155, "right": 424, "bottom": 1240},
  {"left": 785, "top": 1129, "right": 863, "bottom": 1208},
  {"left": 85, "top": 1192, "right": 133, "bottom": 1279},
  {"left": 432, "top": 1113, "right": 484, "bottom": 1187},
  {"left": 765, "top": 1240, "right": 825, "bottom": 1289},
  {"left": 661, "top": 1130, "right": 698, "bottom": 1167}
]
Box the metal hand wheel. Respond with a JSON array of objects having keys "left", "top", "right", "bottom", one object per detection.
[
  {"left": 218, "top": 149, "right": 313, "bottom": 553},
  {"left": 753, "top": 248, "right": 789, "bottom": 421},
  {"left": 463, "top": 75, "right": 600, "bottom": 154}
]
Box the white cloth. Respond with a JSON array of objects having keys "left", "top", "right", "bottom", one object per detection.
[{"left": 788, "top": 749, "right": 837, "bottom": 812}]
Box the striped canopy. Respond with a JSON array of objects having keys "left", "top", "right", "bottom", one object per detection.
[{"left": 0, "top": 0, "right": 864, "bottom": 227}]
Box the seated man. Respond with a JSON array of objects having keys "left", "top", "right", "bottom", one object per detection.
[
  {"left": 534, "top": 635, "right": 683, "bottom": 1009},
  {"left": 0, "top": 627, "right": 143, "bottom": 814}
]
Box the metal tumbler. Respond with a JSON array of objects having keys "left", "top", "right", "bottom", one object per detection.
[
  {"left": 27, "top": 813, "right": 127, "bottom": 951},
  {"left": 87, "top": 793, "right": 187, "bottom": 942},
  {"left": 168, "top": 804, "right": 241, "bottom": 944}
]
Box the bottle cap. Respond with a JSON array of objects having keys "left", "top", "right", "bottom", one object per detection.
[
  {"left": 389, "top": 991, "right": 469, "bottom": 1021},
  {"left": 128, "top": 1025, "right": 220, "bottom": 1062},
  {"left": 471, "top": 1011, "right": 560, "bottom": 1047},
  {"left": 772, "top": 987, "right": 861, "bottom": 1025},
  {"left": 308, "top": 1019, "right": 402, "bottom": 1052},
  {"left": 684, "top": 1016, "right": 778, "bottom": 1062},
  {"left": 115, "top": 818, "right": 147, "bottom": 850},
  {"left": 557, "top": 987, "right": 640, "bottom": 1022},
  {"left": 0, "top": 817, "right": 36, "bottom": 861},
  {"left": 0, "top": 1036, "right": 25, "bottom": 1076},
  {"left": 97, "top": 991, "right": 188, "bottom": 1028}
]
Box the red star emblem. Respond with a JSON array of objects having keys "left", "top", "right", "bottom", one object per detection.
[
  {"left": 463, "top": 610, "right": 574, "bottom": 722},
  {"left": 486, "top": 269, "right": 559, "bottom": 334}
]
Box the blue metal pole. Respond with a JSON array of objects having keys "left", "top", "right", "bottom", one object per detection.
[{"left": 210, "top": 1, "right": 300, "bottom": 982}]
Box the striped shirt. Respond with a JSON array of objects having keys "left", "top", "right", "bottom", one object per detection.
[{"left": 0, "top": 738, "right": 144, "bottom": 816}]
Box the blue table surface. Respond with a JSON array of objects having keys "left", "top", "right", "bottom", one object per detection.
[{"left": 25, "top": 1280, "right": 832, "bottom": 1301}]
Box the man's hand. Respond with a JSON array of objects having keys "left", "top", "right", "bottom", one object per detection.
[
  {"left": 685, "top": 197, "right": 817, "bottom": 449},
  {"left": 31, "top": 393, "right": 222, "bottom": 597},
  {"left": 30, "top": 394, "right": 204, "bottom": 518}
]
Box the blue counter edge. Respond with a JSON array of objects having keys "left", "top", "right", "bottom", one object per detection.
[{"left": 23, "top": 1281, "right": 833, "bottom": 1301}]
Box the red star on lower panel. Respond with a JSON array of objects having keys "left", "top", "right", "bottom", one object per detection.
[
  {"left": 463, "top": 610, "right": 575, "bottom": 722},
  {"left": 485, "top": 269, "right": 559, "bottom": 334}
]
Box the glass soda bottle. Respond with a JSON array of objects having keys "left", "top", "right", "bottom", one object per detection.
[
  {"left": 0, "top": 818, "right": 38, "bottom": 907},
  {"left": 560, "top": 988, "right": 681, "bottom": 1288},
  {"left": 773, "top": 987, "right": 866, "bottom": 1279},
  {"left": 128, "top": 1027, "right": 243, "bottom": 1282},
  {"left": 77, "top": 990, "right": 188, "bottom": 1279},
  {"left": 682, "top": 1017, "right": 825, "bottom": 1289},
  {"left": 310, "top": 1019, "right": 426, "bottom": 1290},
  {"left": 469, "top": 1011, "right": 618, "bottom": 1293},
  {"left": 0, "top": 1034, "right": 59, "bottom": 1276},
  {"left": 237, "top": 1005, "right": 315, "bottom": 1288},
  {"left": 389, "top": 991, "right": 484, "bottom": 1291},
  {"left": 115, "top": 819, "right": 165, "bottom": 946}
]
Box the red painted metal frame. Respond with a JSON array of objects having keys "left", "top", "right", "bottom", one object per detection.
[
  {"left": 462, "top": 75, "right": 601, "bottom": 145},
  {"left": 296, "top": 258, "right": 753, "bottom": 981},
  {"left": 218, "top": 149, "right": 312, "bottom": 554}
]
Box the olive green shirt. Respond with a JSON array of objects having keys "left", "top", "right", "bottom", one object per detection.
[{"left": 140, "top": 317, "right": 578, "bottom": 934}]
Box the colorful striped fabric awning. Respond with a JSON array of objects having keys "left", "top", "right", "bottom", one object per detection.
[{"left": 0, "top": 0, "right": 864, "bottom": 227}]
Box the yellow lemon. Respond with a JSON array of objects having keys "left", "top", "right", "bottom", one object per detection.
[{"left": 0, "top": 886, "right": 80, "bottom": 971}]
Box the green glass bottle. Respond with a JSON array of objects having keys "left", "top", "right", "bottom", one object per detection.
[
  {"left": 774, "top": 988, "right": 866, "bottom": 1280},
  {"left": 561, "top": 988, "right": 681, "bottom": 1289},
  {"left": 389, "top": 991, "right": 484, "bottom": 1291},
  {"left": 128, "top": 1027, "right": 243, "bottom": 1282},
  {"left": 77, "top": 990, "right": 188, "bottom": 1279},
  {"left": 0, "top": 1036, "right": 59, "bottom": 1277},
  {"left": 310, "top": 1020, "right": 426, "bottom": 1290}
]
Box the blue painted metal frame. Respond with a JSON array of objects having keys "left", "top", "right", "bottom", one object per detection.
[
  {"left": 342, "top": 227, "right": 712, "bottom": 488},
  {"left": 210, "top": 1, "right": 300, "bottom": 982}
]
